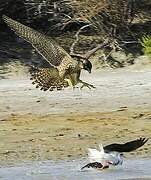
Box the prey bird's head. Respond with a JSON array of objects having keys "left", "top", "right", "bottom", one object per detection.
[{"left": 80, "top": 59, "right": 92, "bottom": 73}]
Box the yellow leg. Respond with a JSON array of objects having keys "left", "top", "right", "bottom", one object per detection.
[{"left": 64, "top": 78, "right": 74, "bottom": 89}]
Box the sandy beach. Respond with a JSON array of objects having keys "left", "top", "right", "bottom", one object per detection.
[{"left": 0, "top": 66, "right": 151, "bottom": 166}]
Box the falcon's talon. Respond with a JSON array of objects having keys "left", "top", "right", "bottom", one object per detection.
[
  {"left": 80, "top": 82, "right": 96, "bottom": 89},
  {"left": 64, "top": 78, "right": 74, "bottom": 89}
]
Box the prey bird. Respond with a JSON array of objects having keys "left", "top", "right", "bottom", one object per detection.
[
  {"left": 3, "top": 15, "right": 95, "bottom": 91},
  {"left": 81, "top": 137, "right": 148, "bottom": 170}
]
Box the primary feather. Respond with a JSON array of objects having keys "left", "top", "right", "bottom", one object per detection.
[
  {"left": 3, "top": 15, "right": 75, "bottom": 70},
  {"left": 3, "top": 15, "right": 79, "bottom": 82},
  {"left": 104, "top": 138, "right": 148, "bottom": 152}
]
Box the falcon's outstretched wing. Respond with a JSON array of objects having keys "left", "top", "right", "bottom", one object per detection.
[
  {"left": 104, "top": 138, "right": 148, "bottom": 152},
  {"left": 3, "top": 15, "right": 75, "bottom": 73}
]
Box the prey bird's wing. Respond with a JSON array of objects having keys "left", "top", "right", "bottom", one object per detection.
[
  {"left": 81, "top": 162, "right": 104, "bottom": 170},
  {"left": 88, "top": 148, "right": 104, "bottom": 163},
  {"left": 3, "top": 15, "right": 74, "bottom": 69},
  {"left": 104, "top": 138, "right": 148, "bottom": 152}
]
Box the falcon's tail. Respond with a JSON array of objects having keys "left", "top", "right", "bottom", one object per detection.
[{"left": 30, "top": 66, "right": 68, "bottom": 91}]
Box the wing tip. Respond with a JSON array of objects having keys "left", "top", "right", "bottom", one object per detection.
[
  {"left": 2, "top": 15, "right": 9, "bottom": 22},
  {"left": 2, "top": 15, "right": 14, "bottom": 27},
  {"left": 140, "top": 137, "right": 149, "bottom": 145}
]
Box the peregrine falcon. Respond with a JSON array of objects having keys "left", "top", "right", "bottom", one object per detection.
[{"left": 3, "top": 15, "right": 95, "bottom": 91}]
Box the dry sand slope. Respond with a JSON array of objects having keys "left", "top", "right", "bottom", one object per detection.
[{"left": 0, "top": 66, "right": 151, "bottom": 165}]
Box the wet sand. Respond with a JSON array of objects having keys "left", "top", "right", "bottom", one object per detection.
[
  {"left": 0, "top": 158, "right": 151, "bottom": 180},
  {"left": 0, "top": 67, "right": 151, "bottom": 165}
]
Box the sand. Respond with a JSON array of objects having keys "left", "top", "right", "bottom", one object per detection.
[{"left": 0, "top": 67, "right": 151, "bottom": 165}]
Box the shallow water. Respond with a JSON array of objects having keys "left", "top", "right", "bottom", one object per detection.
[{"left": 0, "top": 158, "right": 151, "bottom": 180}]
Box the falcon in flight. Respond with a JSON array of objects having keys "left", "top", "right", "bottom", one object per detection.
[
  {"left": 3, "top": 15, "right": 95, "bottom": 91},
  {"left": 81, "top": 137, "right": 148, "bottom": 170}
]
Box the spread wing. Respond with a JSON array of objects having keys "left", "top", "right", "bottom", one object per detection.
[
  {"left": 104, "top": 138, "right": 148, "bottom": 152},
  {"left": 3, "top": 15, "right": 75, "bottom": 71}
]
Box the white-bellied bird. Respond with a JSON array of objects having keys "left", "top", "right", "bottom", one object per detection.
[{"left": 81, "top": 137, "right": 148, "bottom": 170}]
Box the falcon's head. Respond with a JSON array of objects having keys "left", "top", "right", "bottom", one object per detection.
[{"left": 81, "top": 60, "right": 92, "bottom": 73}]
